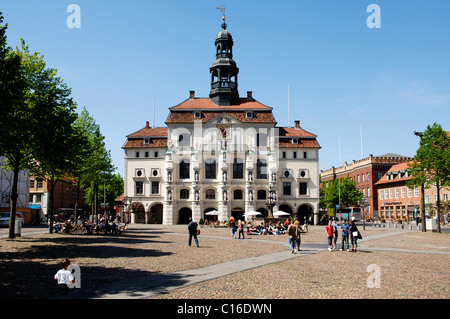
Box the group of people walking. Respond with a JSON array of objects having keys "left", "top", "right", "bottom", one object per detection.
[
  {"left": 187, "top": 216, "right": 361, "bottom": 254},
  {"left": 326, "top": 218, "right": 361, "bottom": 252}
]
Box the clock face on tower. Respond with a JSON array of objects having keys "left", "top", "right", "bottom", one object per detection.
[{"left": 217, "top": 125, "right": 231, "bottom": 139}]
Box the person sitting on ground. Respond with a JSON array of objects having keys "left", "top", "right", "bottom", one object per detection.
[
  {"left": 247, "top": 224, "right": 260, "bottom": 235},
  {"left": 261, "top": 223, "right": 268, "bottom": 235}
]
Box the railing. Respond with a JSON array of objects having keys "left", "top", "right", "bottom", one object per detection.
[{"left": 211, "top": 81, "right": 236, "bottom": 89}]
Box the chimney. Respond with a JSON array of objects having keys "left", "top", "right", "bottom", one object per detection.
[
  {"left": 247, "top": 91, "right": 253, "bottom": 100},
  {"left": 146, "top": 121, "right": 150, "bottom": 128},
  {"left": 189, "top": 90, "right": 195, "bottom": 99},
  {"left": 294, "top": 120, "right": 300, "bottom": 129}
]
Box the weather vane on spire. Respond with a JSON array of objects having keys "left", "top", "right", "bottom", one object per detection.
[{"left": 216, "top": 5, "right": 228, "bottom": 29}]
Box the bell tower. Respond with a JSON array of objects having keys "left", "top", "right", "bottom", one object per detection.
[{"left": 209, "top": 7, "right": 240, "bottom": 106}]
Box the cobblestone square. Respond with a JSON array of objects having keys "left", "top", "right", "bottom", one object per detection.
[{"left": 1, "top": 224, "right": 449, "bottom": 299}]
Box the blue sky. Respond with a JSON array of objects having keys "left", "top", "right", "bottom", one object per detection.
[{"left": 2, "top": 0, "right": 449, "bottom": 175}]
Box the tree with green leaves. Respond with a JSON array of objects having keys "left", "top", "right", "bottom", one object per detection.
[
  {"left": 70, "top": 107, "right": 114, "bottom": 222},
  {"left": 408, "top": 123, "right": 450, "bottom": 233},
  {"left": 320, "top": 175, "right": 364, "bottom": 217},
  {"left": 0, "top": 14, "right": 34, "bottom": 239},
  {"left": 10, "top": 40, "right": 80, "bottom": 234}
]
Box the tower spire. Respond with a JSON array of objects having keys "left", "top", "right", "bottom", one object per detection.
[
  {"left": 216, "top": 5, "right": 228, "bottom": 29},
  {"left": 210, "top": 6, "right": 239, "bottom": 106}
]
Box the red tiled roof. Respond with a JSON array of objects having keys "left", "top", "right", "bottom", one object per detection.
[
  {"left": 123, "top": 138, "right": 167, "bottom": 149},
  {"left": 127, "top": 123, "right": 168, "bottom": 138},
  {"left": 375, "top": 162, "right": 413, "bottom": 185},
  {"left": 277, "top": 127, "right": 317, "bottom": 138},
  {"left": 166, "top": 111, "right": 276, "bottom": 124},
  {"left": 169, "top": 97, "right": 272, "bottom": 110},
  {"left": 115, "top": 193, "right": 124, "bottom": 202},
  {"left": 278, "top": 138, "right": 321, "bottom": 149}
]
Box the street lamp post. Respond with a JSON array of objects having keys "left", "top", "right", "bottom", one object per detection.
[
  {"left": 360, "top": 197, "right": 368, "bottom": 231},
  {"left": 414, "top": 131, "right": 426, "bottom": 232},
  {"left": 123, "top": 196, "right": 132, "bottom": 224}
]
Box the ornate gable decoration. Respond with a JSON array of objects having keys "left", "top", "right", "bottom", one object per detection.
[{"left": 208, "top": 112, "right": 241, "bottom": 125}]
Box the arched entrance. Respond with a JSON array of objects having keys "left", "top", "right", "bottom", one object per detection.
[
  {"left": 204, "top": 207, "right": 218, "bottom": 222},
  {"left": 257, "top": 207, "right": 268, "bottom": 218},
  {"left": 178, "top": 207, "right": 192, "bottom": 224},
  {"left": 149, "top": 203, "right": 163, "bottom": 224},
  {"left": 297, "top": 204, "right": 313, "bottom": 225},
  {"left": 278, "top": 204, "right": 293, "bottom": 215},
  {"left": 231, "top": 207, "right": 244, "bottom": 220},
  {"left": 131, "top": 202, "right": 145, "bottom": 224}
]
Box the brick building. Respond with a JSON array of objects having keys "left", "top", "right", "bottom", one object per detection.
[
  {"left": 29, "top": 175, "right": 85, "bottom": 221},
  {"left": 320, "top": 153, "right": 413, "bottom": 219}
]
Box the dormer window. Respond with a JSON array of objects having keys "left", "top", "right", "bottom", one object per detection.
[
  {"left": 292, "top": 138, "right": 298, "bottom": 145},
  {"left": 245, "top": 112, "right": 253, "bottom": 119},
  {"left": 144, "top": 138, "right": 150, "bottom": 145},
  {"left": 194, "top": 112, "right": 201, "bottom": 119}
]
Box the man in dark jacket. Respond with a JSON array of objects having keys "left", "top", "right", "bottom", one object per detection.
[{"left": 187, "top": 218, "right": 199, "bottom": 247}]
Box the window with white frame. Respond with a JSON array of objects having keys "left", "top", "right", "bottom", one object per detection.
[
  {"left": 414, "top": 187, "right": 419, "bottom": 197},
  {"left": 401, "top": 187, "right": 405, "bottom": 198},
  {"left": 151, "top": 181, "right": 159, "bottom": 195},
  {"left": 135, "top": 181, "right": 144, "bottom": 195},
  {"left": 407, "top": 188, "right": 412, "bottom": 198},
  {"left": 379, "top": 190, "right": 383, "bottom": 200},
  {"left": 206, "top": 189, "right": 215, "bottom": 200},
  {"left": 395, "top": 188, "right": 399, "bottom": 199},
  {"left": 389, "top": 189, "right": 393, "bottom": 199},
  {"left": 299, "top": 182, "right": 308, "bottom": 195},
  {"left": 180, "top": 189, "right": 189, "bottom": 199}
]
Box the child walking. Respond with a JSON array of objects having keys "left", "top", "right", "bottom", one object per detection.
[{"left": 54, "top": 258, "right": 75, "bottom": 299}]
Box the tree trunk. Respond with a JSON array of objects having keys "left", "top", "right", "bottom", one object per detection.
[
  {"left": 74, "top": 180, "right": 81, "bottom": 225},
  {"left": 8, "top": 161, "right": 20, "bottom": 239},
  {"left": 420, "top": 184, "right": 426, "bottom": 232},
  {"left": 48, "top": 176, "right": 55, "bottom": 234}
]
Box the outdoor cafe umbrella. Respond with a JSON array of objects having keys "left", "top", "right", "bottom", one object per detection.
[
  {"left": 243, "top": 211, "right": 261, "bottom": 219},
  {"left": 273, "top": 211, "right": 290, "bottom": 217},
  {"left": 205, "top": 210, "right": 219, "bottom": 221}
]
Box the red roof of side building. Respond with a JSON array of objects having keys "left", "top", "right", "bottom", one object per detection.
[
  {"left": 374, "top": 162, "right": 413, "bottom": 185},
  {"left": 123, "top": 122, "right": 168, "bottom": 149},
  {"left": 126, "top": 122, "right": 168, "bottom": 138},
  {"left": 277, "top": 127, "right": 317, "bottom": 138},
  {"left": 278, "top": 138, "right": 321, "bottom": 149},
  {"left": 115, "top": 193, "right": 124, "bottom": 202},
  {"left": 276, "top": 126, "right": 320, "bottom": 149}
]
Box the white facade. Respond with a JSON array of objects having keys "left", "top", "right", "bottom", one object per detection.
[{"left": 123, "top": 117, "right": 320, "bottom": 225}]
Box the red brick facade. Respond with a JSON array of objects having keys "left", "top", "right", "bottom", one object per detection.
[{"left": 320, "top": 154, "right": 413, "bottom": 219}]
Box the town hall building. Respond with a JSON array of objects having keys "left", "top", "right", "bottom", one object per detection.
[{"left": 122, "top": 16, "right": 321, "bottom": 225}]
